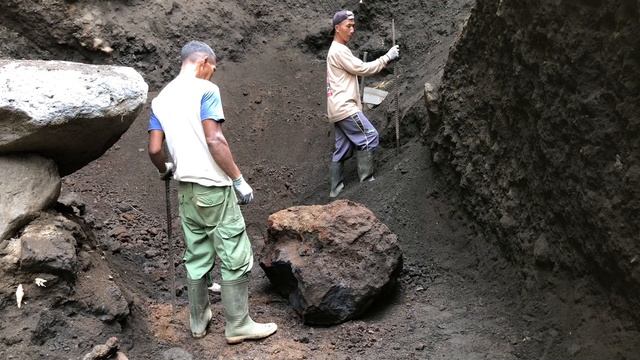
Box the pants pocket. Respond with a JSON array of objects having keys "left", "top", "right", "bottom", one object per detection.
[
  {"left": 214, "top": 217, "right": 253, "bottom": 271},
  {"left": 193, "top": 187, "right": 226, "bottom": 227}
]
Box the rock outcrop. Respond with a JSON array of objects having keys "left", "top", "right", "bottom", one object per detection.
[
  {"left": 260, "top": 200, "right": 403, "bottom": 325},
  {"left": 0, "top": 60, "right": 140, "bottom": 354},
  {"left": 0, "top": 60, "right": 148, "bottom": 175},
  {"left": 0, "top": 154, "right": 60, "bottom": 240},
  {"left": 0, "top": 210, "right": 131, "bottom": 345},
  {"left": 433, "top": 0, "right": 640, "bottom": 313}
]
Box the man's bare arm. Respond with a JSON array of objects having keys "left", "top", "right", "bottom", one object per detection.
[
  {"left": 148, "top": 130, "right": 169, "bottom": 173},
  {"left": 202, "top": 119, "right": 241, "bottom": 180}
]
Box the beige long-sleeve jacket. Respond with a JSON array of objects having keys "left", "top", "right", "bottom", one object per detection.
[{"left": 326, "top": 41, "right": 390, "bottom": 123}]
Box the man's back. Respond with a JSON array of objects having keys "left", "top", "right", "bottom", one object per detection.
[{"left": 151, "top": 75, "right": 231, "bottom": 187}]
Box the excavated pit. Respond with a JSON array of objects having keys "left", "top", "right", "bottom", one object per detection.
[{"left": 0, "top": 0, "right": 639, "bottom": 359}]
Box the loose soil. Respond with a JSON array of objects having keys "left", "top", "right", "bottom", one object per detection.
[{"left": 1, "top": 1, "right": 639, "bottom": 359}]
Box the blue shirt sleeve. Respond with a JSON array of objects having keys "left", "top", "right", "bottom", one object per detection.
[
  {"left": 201, "top": 86, "right": 225, "bottom": 123},
  {"left": 148, "top": 111, "right": 163, "bottom": 132}
]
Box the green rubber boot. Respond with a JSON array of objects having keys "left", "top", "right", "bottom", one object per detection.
[
  {"left": 356, "top": 150, "right": 375, "bottom": 182},
  {"left": 221, "top": 275, "right": 277, "bottom": 344},
  {"left": 329, "top": 161, "right": 345, "bottom": 198},
  {"left": 186, "top": 277, "right": 212, "bottom": 338}
]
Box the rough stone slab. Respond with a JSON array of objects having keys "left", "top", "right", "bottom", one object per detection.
[
  {"left": 0, "top": 154, "right": 60, "bottom": 240},
  {"left": 82, "top": 337, "right": 119, "bottom": 360},
  {"left": 86, "top": 283, "right": 130, "bottom": 322},
  {"left": 163, "top": 348, "right": 194, "bottom": 360},
  {"left": 18, "top": 213, "right": 80, "bottom": 276},
  {"left": 260, "top": 200, "right": 403, "bottom": 325},
  {"left": 0, "top": 60, "right": 148, "bottom": 175},
  {"left": 0, "top": 238, "right": 20, "bottom": 271}
]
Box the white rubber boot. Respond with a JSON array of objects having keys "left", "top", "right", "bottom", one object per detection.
[
  {"left": 221, "top": 275, "right": 277, "bottom": 344},
  {"left": 187, "top": 277, "right": 212, "bottom": 338}
]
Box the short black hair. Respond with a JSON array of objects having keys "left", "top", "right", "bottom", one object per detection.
[{"left": 180, "top": 41, "right": 216, "bottom": 63}]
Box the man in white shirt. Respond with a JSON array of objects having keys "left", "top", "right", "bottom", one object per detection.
[
  {"left": 148, "top": 41, "right": 277, "bottom": 343},
  {"left": 326, "top": 10, "right": 400, "bottom": 197}
]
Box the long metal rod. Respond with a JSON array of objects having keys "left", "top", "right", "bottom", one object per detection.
[
  {"left": 392, "top": 18, "right": 396, "bottom": 46},
  {"left": 392, "top": 18, "right": 400, "bottom": 153},
  {"left": 165, "top": 178, "right": 177, "bottom": 321},
  {"left": 360, "top": 51, "right": 368, "bottom": 103}
]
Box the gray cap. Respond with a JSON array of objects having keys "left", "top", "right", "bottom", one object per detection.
[{"left": 332, "top": 10, "right": 355, "bottom": 27}]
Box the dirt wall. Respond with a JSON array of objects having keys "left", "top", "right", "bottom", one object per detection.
[
  {"left": 0, "top": 0, "right": 307, "bottom": 88},
  {"left": 432, "top": 0, "right": 640, "bottom": 312}
]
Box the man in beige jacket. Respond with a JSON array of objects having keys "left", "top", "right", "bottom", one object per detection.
[{"left": 326, "top": 9, "right": 399, "bottom": 197}]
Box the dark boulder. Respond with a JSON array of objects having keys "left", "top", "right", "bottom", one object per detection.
[{"left": 260, "top": 200, "right": 403, "bottom": 325}]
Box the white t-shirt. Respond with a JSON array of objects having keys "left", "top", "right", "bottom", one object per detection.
[{"left": 149, "top": 74, "right": 232, "bottom": 187}]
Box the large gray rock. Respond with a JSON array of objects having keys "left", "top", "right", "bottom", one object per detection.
[
  {"left": 0, "top": 60, "right": 148, "bottom": 175},
  {"left": 0, "top": 154, "right": 60, "bottom": 240},
  {"left": 260, "top": 200, "right": 403, "bottom": 325}
]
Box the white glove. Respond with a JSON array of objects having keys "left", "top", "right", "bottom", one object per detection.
[
  {"left": 233, "top": 175, "right": 254, "bottom": 205},
  {"left": 208, "top": 282, "right": 221, "bottom": 293},
  {"left": 159, "top": 162, "right": 174, "bottom": 180},
  {"left": 385, "top": 45, "right": 400, "bottom": 61}
]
